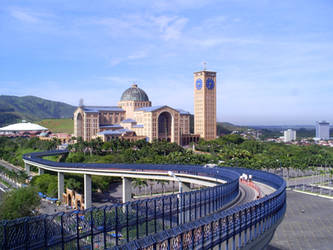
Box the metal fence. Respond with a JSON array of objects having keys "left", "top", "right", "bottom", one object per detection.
[
  {"left": 289, "top": 183, "right": 333, "bottom": 196},
  {"left": 1, "top": 151, "right": 242, "bottom": 249},
  {"left": 116, "top": 167, "right": 286, "bottom": 250}
]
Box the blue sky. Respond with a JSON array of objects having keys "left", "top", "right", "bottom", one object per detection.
[{"left": 0, "top": 0, "right": 332, "bottom": 125}]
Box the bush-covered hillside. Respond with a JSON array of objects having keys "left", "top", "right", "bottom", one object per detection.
[{"left": 0, "top": 95, "right": 76, "bottom": 126}]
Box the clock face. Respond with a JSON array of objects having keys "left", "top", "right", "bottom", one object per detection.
[
  {"left": 206, "top": 78, "right": 214, "bottom": 90},
  {"left": 196, "top": 78, "right": 202, "bottom": 90}
]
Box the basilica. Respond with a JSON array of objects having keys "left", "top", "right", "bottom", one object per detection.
[{"left": 74, "top": 69, "right": 216, "bottom": 145}]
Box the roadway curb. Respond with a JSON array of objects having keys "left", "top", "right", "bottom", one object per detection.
[{"left": 291, "top": 189, "right": 333, "bottom": 200}]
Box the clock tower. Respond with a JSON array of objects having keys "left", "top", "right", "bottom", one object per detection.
[{"left": 194, "top": 69, "right": 217, "bottom": 140}]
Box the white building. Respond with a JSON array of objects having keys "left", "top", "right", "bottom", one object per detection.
[
  {"left": 315, "top": 121, "right": 330, "bottom": 140},
  {"left": 283, "top": 129, "right": 296, "bottom": 142}
]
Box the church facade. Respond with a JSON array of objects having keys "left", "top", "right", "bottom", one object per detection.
[{"left": 74, "top": 69, "right": 216, "bottom": 145}]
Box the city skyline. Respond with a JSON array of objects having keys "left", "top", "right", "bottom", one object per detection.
[{"left": 1, "top": 0, "right": 332, "bottom": 125}]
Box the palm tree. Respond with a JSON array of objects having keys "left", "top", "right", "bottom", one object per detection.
[
  {"left": 157, "top": 179, "right": 169, "bottom": 194},
  {"left": 131, "top": 178, "right": 148, "bottom": 196}
]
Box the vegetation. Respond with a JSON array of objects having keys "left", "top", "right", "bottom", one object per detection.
[
  {"left": 31, "top": 174, "right": 58, "bottom": 197},
  {"left": 0, "top": 95, "right": 75, "bottom": 126},
  {"left": 38, "top": 118, "right": 74, "bottom": 134},
  {"left": 62, "top": 135, "right": 333, "bottom": 171},
  {"left": 196, "top": 134, "right": 333, "bottom": 170},
  {"left": 0, "top": 137, "right": 60, "bottom": 167},
  {"left": 30, "top": 172, "right": 118, "bottom": 196},
  {"left": 0, "top": 165, "right": 28, "bottom": 183},
  {"left": 259, "top": 127, "right": 316, "bottom": 139},
  {"left": 0, "top": 187, "right": 41, "bottom": 220},
  {"left": 65, "top": 138, "right": 212, "bottom": 165},
  {"left": 2, "top": 134, "right": 333, "bottom": 211},
  {"left": 217, "top": 122, "right": 249, "bottom": 135},
  {"left": 132, "top": 178, "right": 148, "bottom": 194}
]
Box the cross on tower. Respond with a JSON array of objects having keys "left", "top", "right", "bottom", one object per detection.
[{"left": 202, "top": 61, "right": 207, "bottom": 71}]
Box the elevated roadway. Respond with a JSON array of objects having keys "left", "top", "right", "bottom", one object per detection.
[{"left": 0, "top": 150, "right": 286, "bottom": 250}]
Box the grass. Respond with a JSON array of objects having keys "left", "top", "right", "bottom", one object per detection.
[
  {"left": 43, "top": 155, "right": 59, "bottom": 161},
  {"left": 38, "top": 118, "right": 74, "bottom": 134}
]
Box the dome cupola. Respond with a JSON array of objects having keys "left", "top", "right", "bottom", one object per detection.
[{"left": 120, "top": 84, "right": 149, "bottom": 102}]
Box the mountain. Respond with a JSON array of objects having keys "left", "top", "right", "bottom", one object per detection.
[
  {"left": 0, "top": 95, "right": 76, "bottom": 126},
  {"left": 217, "top": 122, "right": 250, "bottom": 135}
]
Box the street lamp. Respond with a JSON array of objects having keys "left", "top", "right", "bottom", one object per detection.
[
  {"left": 168, "top": 171, "right": 183, "bottom": 194},
  {"left": 168, "top": 171, "right": 184, "bottom": 224}
]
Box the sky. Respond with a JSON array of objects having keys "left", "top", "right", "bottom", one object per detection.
[{"left": 0, "top": 0, "right": 333, "bottom": 125}]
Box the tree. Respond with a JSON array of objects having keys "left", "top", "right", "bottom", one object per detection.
[
  {"left": 0, "top": 187, "right": 41, "bottom": 220},
  {"left": 31, "top": 174, "right": 57, "bottom": 197},
  {"left": 132, "top": 178, "right": 148, "bottom": 195},
  {"left": 157, "top": 179, "right": 169, "bottom": 194}
]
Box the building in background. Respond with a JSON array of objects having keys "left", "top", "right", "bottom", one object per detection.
[
  {"left": 74, "top": 83, "right": 201, "bottom": 145},
  {"left": 193, "top": 70, "right": 217, "bottom": 140},
  {"left": 0, "top": 121, "right": 48, "bottom": 137},
  {"left": 315, "top": 121, "right": 330, "bottom": 140},
  {"left": 283, "top": 129, "right": 296, "bottom": 142},
  {"left": 74, "top": 68, "right": 217, "bottom": 145}
]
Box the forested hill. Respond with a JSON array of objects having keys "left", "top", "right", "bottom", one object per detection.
[{"left": 0, "top": 95, "right": 76, "bottom": 126}]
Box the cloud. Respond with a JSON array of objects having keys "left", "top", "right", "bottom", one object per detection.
[
  {"left": 162, "top": 17, "right": 188, "bottom": 40},
  {"left": 91, "top": 14, "right": 189, "bottom": 42},
  {"left": 151, "top": 0, "right": 213, "bottom": 12},
  {"left": 97, "top": 76, "right": 140, "bottom": 87},
  {"left": 109, "top": 50, "right": 149, "bottom": 66},
  {"left": 10, "top": 9, "right": 40, "bottom": 23},
  {"left": 127, "top": 50, "right": 148, "bottom": 60}
]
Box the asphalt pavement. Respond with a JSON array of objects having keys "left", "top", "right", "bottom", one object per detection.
[{"left": 268, "top": 190, "right": 333, "bottom": 250}]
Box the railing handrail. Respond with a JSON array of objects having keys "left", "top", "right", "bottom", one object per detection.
[{"left": 1, "top": 150, "right": 243, "bottom": 249}]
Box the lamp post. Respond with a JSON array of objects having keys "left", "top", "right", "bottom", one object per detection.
[
  {"left": 168, "top": 171, "right": 184, "bottom": 224},
  {"left": 168, "top": 171, "right": 182, "bottom": 193}
]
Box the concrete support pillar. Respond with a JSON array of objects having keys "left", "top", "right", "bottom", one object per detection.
[
  {"left": 122, "top": 177, "right": 132, "bottom": 203},
  {"left": 84, "top": 174, "right": 92, "bottom": 209},
  {"left": 25, "top": 163, "right": 30, "bottom": 176},
  {"left": 179, "top": 182, "right": 191, "bottom": 193},
  {"left": 38, "top": 168, "right": 44, "bottom": 175},
  {"left": 58, "top": 172, "right": 64, "bottom": 202}
]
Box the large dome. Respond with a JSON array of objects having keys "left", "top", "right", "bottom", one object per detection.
[{"left": 120, "top": 84, "right": 149, "bottom": 102}]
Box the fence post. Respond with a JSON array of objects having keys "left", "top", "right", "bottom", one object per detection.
[
  {"left": 75, "top": 212, "right": 79, "bottom": 250},
  {"left": 145, "top": 200, "right": 148, "bottom": 236},
  {"left": 2, "top": 221, "right": 7, "bottom": 249},
  {"left": 126, "top": 204, "right": 129, "bottom": 242},
  {"left": 232, "top": 213, "right": 235, "bottom": 250},
  {"left": 226, "top": 216, "right": 229, "bottom": 250},
  {"left": 238, "top": 210, "right": 242, "bottom": 248},
  {"left": 90, "top": 209, "right": 94, "bottom": 247},
  {"left": 154, "top": 199, "right": 157, "bottom": 233},
  {"left": 24, "top": 218, "right": 30, "bottom": 250},
  {"left": 104, "top": 207, "right": 107, "bottom": 247},
  {"left": 189, "top": 191, "right": 192, "bottom": 222},
  {"left": 136, "top": 202, "right": 139, "bottom": 239},
  {"left": 115, "top": 206, "right": 119, "bottom": 246},
  {"left": 44, "top": 215, "right": 48, "bottom": 248},
  {"left": 170, "top": 196, "right": 172, "bottom": 228}
]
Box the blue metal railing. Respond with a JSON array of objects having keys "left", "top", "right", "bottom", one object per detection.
[
  {"left": 117, "top": 167, "right": 286, "bottom": 249},
  {"left": 1, "top": 151, "right": 243, "bottom": 249}
]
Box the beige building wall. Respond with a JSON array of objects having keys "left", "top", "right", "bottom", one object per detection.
[
  {"left": 179, "top": 114, "right": 190, "bottom": 135},
  {"left": 194, "top": 71, "right": 217, "bottom": 140},
  {"left": 84, "top": 112, "right": 99, "bottom": 141},
  {"left": 118, "top": 100, "right": 151, "bottom": 119},
  {"left": 133, "top": 106, "right": 180, "bottom": 144},
  {"left": 74, "top": 107, "right": 84, "bottom": 139},
  {"left": 133, "top": 111, "right": 153, "bottom": 139},
  {"left": 98, "top": 111, "right": 124, "bottom": 125},
  {"left": 74, "top": 107, "right": 126, "bottom": 141},
  {"left": 153, "top": 107, "right": 180, "bottom": 144}
]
